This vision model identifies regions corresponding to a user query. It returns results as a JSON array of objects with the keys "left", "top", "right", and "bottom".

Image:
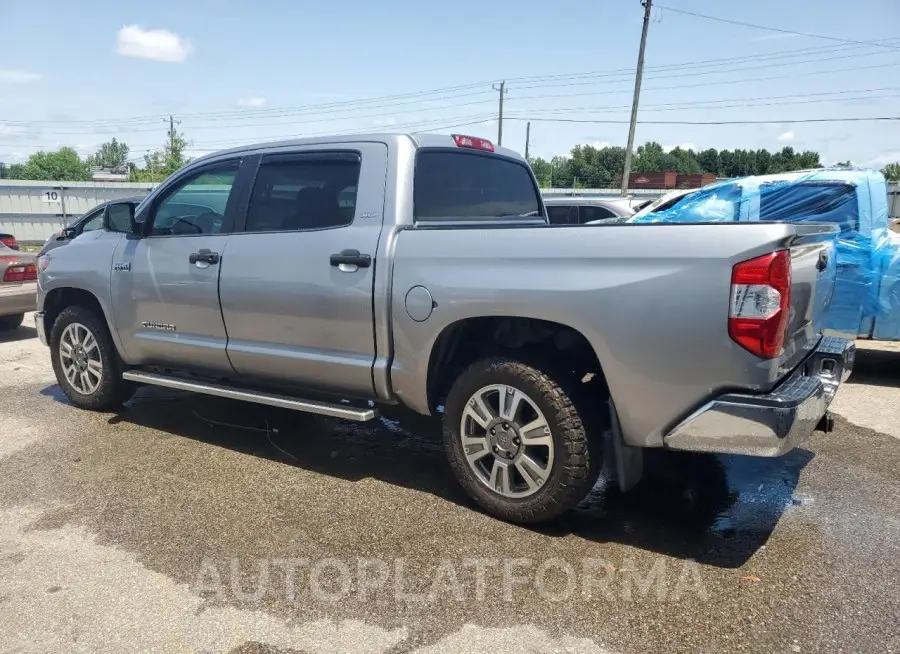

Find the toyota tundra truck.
[{"left": 34, "top": 133, "right": 854, "bottom": 524}]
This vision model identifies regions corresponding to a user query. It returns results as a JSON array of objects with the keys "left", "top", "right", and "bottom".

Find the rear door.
[
  {"left": 111, "top": 159, "right": 242, "bottom": 373},
  {"left": 219, "top": 143, "right": 387, "bottom": 397}
]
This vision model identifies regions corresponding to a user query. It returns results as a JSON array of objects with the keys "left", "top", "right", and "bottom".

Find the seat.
[{"left": 284, "top": 187, "right": 342, "bottom": 230}]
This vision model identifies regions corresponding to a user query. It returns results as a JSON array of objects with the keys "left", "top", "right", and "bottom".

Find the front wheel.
[
  {"left": 443, "top": 357, "right": 603, "bottom": 524},
  {"left": 50, "top": 305, "right": 134, "bottom": 410}
]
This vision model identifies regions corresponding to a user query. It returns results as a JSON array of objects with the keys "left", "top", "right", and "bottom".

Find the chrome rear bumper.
[{"left": 663, "top": 337, "right": 855, "bottom": 457}]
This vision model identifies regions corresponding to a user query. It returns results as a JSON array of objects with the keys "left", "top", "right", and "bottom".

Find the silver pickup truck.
[{"left": 34, "top": 133, "right": 854, "bottom": 524}]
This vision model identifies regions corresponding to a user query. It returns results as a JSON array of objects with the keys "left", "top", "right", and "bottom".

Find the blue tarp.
[{"left": 630, "top": 169, "right": 899, "bottom": 338}]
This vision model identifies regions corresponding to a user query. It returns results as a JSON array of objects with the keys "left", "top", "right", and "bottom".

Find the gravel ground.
[{"left": 1, "top": 315, "right": 899, "bottom": 653}]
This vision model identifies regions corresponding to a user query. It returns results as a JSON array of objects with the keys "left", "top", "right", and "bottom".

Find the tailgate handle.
[{"left": 816, "top": 251, "right": 829, "bottom": 272}]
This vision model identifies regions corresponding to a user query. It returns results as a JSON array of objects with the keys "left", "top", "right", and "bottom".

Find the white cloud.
[
  {"left": 373, "top": 117, "right": 397, "bottom": 127},
  {"left": 862, "top": 151, "right": 900, "bottom": 168},
  {"left": 0, "top": 69, "right": 41, "bottom": 83},
  {"left": 777, "top": 131, "right": 795, "bottom": 142},
  {"left": 237, "top": 97, "right": 266, "bottom": 108},
  {"left": 115, "top": 25, "right": 194, "bottom": 62},
  {"left": 587, "top": 140, "right": 611, "bottom": 149},
  {"left": 663, "top": 142, "right": 697, "bottom": 152}
]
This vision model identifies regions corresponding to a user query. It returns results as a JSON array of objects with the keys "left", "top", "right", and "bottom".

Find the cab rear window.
[{"left": 414, "top": 150, "right": 542, "bottom": 222}]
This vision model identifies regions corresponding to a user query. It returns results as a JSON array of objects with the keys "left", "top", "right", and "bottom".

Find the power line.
[
  {"left": 509, "top": 116, "right": 900, "bottom": 125},
  {"left": 4, "top": 38, "right": 897, "bottom": 129},
  {"left": 654, "top": 4, "right": 900, "bottom": 51}
]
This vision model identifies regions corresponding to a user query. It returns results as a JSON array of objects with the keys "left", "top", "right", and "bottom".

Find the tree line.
[
  {"left": 529, "top": 141, "right": 900, "bottom": 187},
  {"left": 0, "top": 123, "right": 191, "bottom": 183},
  {"left": 2, "top": 134, "right": 899, "bottom": 184}
]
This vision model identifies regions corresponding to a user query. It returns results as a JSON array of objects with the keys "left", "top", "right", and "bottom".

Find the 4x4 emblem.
[{"left": 114, "top": 262, "right": 131, "bottom": 272}]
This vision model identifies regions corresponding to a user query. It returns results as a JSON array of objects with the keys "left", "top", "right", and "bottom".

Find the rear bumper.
[
  {"left": 0, "top": 282, "right": 37, "bottom": 318},
  {"left": 663, "top": 336, "right": 855, "bottom": 457}
]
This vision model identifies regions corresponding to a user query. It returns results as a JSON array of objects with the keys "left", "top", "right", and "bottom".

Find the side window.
[
  {"left": 546, "top": 206, "right": 574, "bottom": 225},
  {"left": 79, "top": 210, "right": 104, "bottom": 233},
  {"left": 150, "top": 162, "right": 239, "bottom": 236},
  {"left": 245, "top": 155, "right": 361, "bottom": 232},
  {"left": 579, "top": 206, "right": 616, "bottom": 223}
]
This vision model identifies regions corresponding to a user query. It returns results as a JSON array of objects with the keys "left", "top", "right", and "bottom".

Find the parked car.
[
  {"left": 38, "top": 196, "right": 145, "bottom": 256},
  {"left": 632, "top": 169, "right": 899, "bottom": 341},
  {"left": 35, "top": 133, "right": 853, "bottom": 524},
  {"left": 0, "top": 241, "right": 37, "bottom": 330},
  {"left": 543, "top": 196, "right": 637, "bottom": 225},
  {"left": 0, "top": 233, "right": 20, "bottom": 250}
]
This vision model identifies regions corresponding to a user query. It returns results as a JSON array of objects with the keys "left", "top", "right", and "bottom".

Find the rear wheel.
[
  {"left": 443, "top": 357, "right": 603, "bottom": 524},
  {"left": 50, "top": 305, "right": 134, "bottom": 410},
  {"left": 0, "top": 313, "right": 24, "bottom": 331}
]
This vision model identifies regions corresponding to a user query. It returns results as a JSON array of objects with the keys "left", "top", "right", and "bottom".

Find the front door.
[
  {"left": 111, "top": 159, "right": 242, "bottom": 374},
  {"left": 218, "top": 144, "right": 387, "bottom": 397}
]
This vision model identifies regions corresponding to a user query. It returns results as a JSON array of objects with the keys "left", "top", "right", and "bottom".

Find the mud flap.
[{"left": 608, "top": 398, "right": 643, "bottom": 492}]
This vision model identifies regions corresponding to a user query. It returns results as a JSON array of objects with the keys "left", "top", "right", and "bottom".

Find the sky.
[{"left": 1, "top": 0, "right": 899, "bottom": 169}]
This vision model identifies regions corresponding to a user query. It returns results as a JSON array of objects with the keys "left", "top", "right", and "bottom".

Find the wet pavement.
[{"left": 1, "top": 321, "right": 899, "bottom": 653}]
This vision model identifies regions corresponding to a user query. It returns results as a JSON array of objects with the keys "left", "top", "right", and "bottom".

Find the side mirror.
[
  {"left": 108, "top": 203, "right": 137, "bottom": 234},
  {"left": 57, "top": 226, "right": 78, "bottom": 241}
]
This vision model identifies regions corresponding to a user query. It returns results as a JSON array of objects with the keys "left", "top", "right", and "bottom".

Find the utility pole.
[
  {"left": 620, "top": 0, "right": 653, "bottom": 196},
  {"left": 492, "top": 81, "right": 507, "bottom": 145},
  {"left": 524, "top": 121, "right": 531, "bottom": 160},
  {"left": 165, "top": 115, "right": 181, "bottom": 151}
]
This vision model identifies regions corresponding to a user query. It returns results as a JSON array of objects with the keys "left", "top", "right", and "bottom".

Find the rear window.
[
  {"left": 414, "top": 150, "right": 542, "bottom": 222},
  {"left": 759, "top": 182, "right": 858, "bottom": 233}
]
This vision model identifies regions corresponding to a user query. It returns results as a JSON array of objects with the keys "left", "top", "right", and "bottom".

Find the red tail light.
[
  {"left": 452, "top": 134, "right": 495, "bottom": 152},
  {"left": 0, "top": 235, "right": 18, "bottom": 250},
  {"left": 3, "top": 263, "right": 37, "bottom": 282},
  {"left": 729, "top": 250, "right": 791, "bottom": 359}
]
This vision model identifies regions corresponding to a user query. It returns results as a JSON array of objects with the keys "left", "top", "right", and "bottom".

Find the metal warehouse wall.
[{"left": 0, "top": 180, "right": 155, "bottom": 242}]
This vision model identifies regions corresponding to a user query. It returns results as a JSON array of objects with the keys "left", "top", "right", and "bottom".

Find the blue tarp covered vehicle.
[{"left": 630, "top": 169, "right": 899, "bottom": 340}]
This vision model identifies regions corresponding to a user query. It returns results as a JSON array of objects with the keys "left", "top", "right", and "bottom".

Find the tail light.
[
  {"left": 452, "top": 134, "right": 495, "bottom": 152},
  {"left": 3, "top": 263, "right": 37, "bottom": 282},
  {"left": 729, "top": 250, "right": 791, "bottom": 359},
  {"left": 0, "top": 235, "right": 18, "bottom": 250}
]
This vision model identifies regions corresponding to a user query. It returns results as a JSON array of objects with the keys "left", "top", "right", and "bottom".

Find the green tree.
[
  {"left": 19, "top": 147, "right": 91, "bottom": 181},
  {"left": 881, "top": 162, "right": 900, "bottom": 181},
  {"left": 86, "top": 138, "right": 130, "bottom": 170},
  {"left": 130, "top": 123, "right": 192, "bottom": 182},
  {"left": 528, "top": 157, "right": 552, "bottom": 187}
]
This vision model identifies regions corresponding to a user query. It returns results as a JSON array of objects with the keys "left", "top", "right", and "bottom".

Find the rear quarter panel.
[{"left": 390, "top": 222, "right": 830, "bottom": 448}]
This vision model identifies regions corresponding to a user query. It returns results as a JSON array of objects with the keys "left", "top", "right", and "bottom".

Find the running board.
[{"left": 121, "top": 370, "right": 376, "bottom": 421}]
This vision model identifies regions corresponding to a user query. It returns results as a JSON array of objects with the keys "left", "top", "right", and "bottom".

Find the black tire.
[
  {"left": 0, "top": 313, "right": 24, "bottom": 330},
  {"left": 50, "top": 305, "right": 134, "bottom": 410},
  {"left": 443, "top": 357, "right": 604, "bottom": 524}
]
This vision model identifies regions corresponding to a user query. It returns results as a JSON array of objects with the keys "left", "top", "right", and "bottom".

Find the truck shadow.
[
  {"left": 42, "top": 384, "right": 810, "bottom": 569},
  {"left": 0, "top": 325, "right": 37, "bottom": 344},
  {"left": 846, "top": 346, "right": 900, "bottom": 388}
]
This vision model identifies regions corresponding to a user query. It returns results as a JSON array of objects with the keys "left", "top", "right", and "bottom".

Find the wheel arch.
[
  {"left": 42, "top": 287, "right": 127, "bottom": 361},
  {"left": 425, "top": 315, "right": 611, "bottom": 414}
]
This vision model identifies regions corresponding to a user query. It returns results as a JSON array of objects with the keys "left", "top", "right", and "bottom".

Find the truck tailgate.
[{"left": 778, "top": 226, "right": 839, "bottom": 377}]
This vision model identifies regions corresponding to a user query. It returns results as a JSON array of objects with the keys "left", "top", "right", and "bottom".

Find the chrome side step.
[{"left": 122, "top": 370, "right": 376, "bottom": 421}]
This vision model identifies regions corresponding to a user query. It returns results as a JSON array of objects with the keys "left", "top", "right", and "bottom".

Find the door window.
[
  {"left": 578, "top": 206, "right": 616, "bottom": 223},
  {"left": 546, "top": 205, "right": 575, "bottom": 225},
  {"left": 79, "top": 209, "right": 104, "bottom": 233},
  {"left": 149, "top": 163, "right": 239, "bottom": 236},
  {"left": 245, "top": 155, "right": 362, "bottom": 232}
]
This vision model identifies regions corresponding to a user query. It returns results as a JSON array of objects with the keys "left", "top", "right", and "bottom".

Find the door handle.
[
  {"left": 189, "top": 249, "right": 220, "bottom": 265},
  {"left": 330, "top": 249, "right": 371, "bottom": 268}
]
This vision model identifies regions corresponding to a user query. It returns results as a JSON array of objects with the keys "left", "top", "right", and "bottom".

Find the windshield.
[{"left": 414, "top": 150, "right": 542, "bottom": 222}]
